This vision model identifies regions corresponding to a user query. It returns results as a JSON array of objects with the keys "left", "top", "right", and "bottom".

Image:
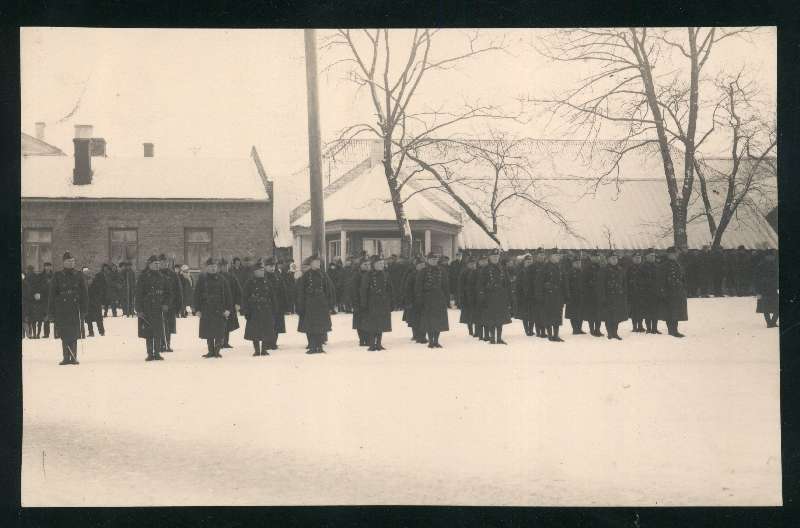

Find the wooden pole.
[{"left": 304, "top": 29, "right": 326, "bottom": 267}]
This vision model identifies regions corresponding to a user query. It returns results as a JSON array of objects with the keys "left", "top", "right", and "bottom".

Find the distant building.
[
  {"left": 21, "top": 124, "right": 274, "bottom": 271},
  {"left": 276, "top": 139, "right": 777, "bottom": 259}
]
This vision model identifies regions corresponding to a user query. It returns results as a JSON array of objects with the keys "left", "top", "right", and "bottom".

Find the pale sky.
[{"left": 20, "top": 27, "right": 776, "bottom": 175}]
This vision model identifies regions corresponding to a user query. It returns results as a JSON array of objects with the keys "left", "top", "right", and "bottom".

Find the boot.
[
  {"left": 60, "top": 341, "right": 71, "bottom": 365},
  {"left": 222, "top": 332, "right": 233, "bottom": 349},
  {"left": 214, "top": 339, "right": 223, "bottom": 358},
  {"left": 427, "top": 332, "right": 435, "bottom": 348},
  {"left": 652, "top": 321, "right": 662, "bottom": 334},
  {"left": 368, "top": 334, "right": 378, "bottom": 351},
  {"left": 377, "top": 333, "right": 386, "bottom": 350},
  {"left": 253, "top": 340, "right": 261, "bottom": 356},
  {"left": 550, "top": 324, "right": 564, "bottom": 342},
  {"left": 202, "top": 339, "right": 214, "bottom": 358},
  {"left": 146, "top": 339, "right": 155, "bottom": 361},
  {"left": 261, "top": 341, "right": 271, "bottom": 355},
  {"left": 419, "top": 329, "right": 428, "bottom": 344},
  {"left": 306, "top": 334, "right": 316, "bottom": 354}
]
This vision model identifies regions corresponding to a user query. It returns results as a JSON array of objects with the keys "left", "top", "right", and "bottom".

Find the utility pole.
[{"left": 304, "top": 29, "right": 326, "bottom": 266}]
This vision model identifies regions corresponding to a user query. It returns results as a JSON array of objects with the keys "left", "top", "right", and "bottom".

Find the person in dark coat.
[
  {"left": 338, "top": 257, "right": 356, "bottom": 313},
  {"left": 265, "top": 258, "right": 287, "bottom": 349},
  {"left": 242, "top": 260, "right": 279, "bottom": 356},
  {"left": 218, "top": 258, "right": 242, "bottom": 349},
  {"left": 458, "top": 257, "right": 478, "bottom": 337},
  {"left": 660, "top": 247, "right": 688, "bottom": 338},
  {"left": 135, "top": 255, "right": 170, "bottom": 361},
  {"left": 231, "top": 257, "right": 252, "bottom": 298},
  {"left": 627, "top": 253, "right": 647, "bottom": 332},
  {"left": 194, "top": 258, "right": 233, "bottom": 358},
  {"left": 281, "top": 261, "right": 297, "bottom": 314},
  {"left": 360, "top": 255, "right": 393, "bottom": 351},
  {"left": 473, "top": 254, "right": 489, "bottom": 340},
  {"left": 640, "top": 250, "right": 662, "bottom": 334},
  {"left": 531, "top": 251, "right": 548, "bottom": 338},
  {"left": 477, "top": 248, "right": 512, "bottom": 345},
  {"left": 515, "top": 254, "right": 534, "bottom": 336},
  {"left": 753, "top": 249, "right": 778, "bottom": 327},
  {"left": 179, "top": 265, "right": 194, "bottom": 316},
  {"left": 297, "top": 255, "right": 334, "bottom": 354},
  {"left": 82, "top": 267, "right": 105, "bottom": 337},
  {"left": 328, "top": 259, "right": 343, "bottom": 313},
  {"left": 538, "top": 250, "right": 567, "bottom": 342},
  {"left": 585, "top": 252, "right": 606, "bottom": 337},
  {"left": 565, "top": 256, "right": 588, "bottom": 335},
  {"left": 449, "top": 252, "right": 463, "bottom": 308},
  {"left": 33, "top": 263, "right": 55, "bottom": 338},
  {"left": 415, "top": 252, "right": 450, "bottom": 348},
  {"left": 158, "top": 254, "right": 183, "bottom": 352},
  {"left": 119, "top": 261, "right": 137, "bottom": 317},
  {"left": 47, "top": 252, "right": 89, "bottom": 365},
  {"left": 351, "top": 258, "right": 370, "bottom": 346},
  {"left": 401, "top": 258, "right": 424, "bottom": 343},
  {"left": 601, "top": 252, "right": 628, "bottom": 340}
]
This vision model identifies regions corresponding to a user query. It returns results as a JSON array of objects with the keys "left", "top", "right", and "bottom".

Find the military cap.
[
  {"left": 147, "top": 255, "right": 159, "bottom": 264},
  {"left": 62, "top": 251, "right": 74, "bottom": 261},
  {"left": 426, "top": 252, "right": 439, "bottom": 259},
  {"left": 205, "top": 257, "right": 216, "bottom": 266},
  {"left": 264, "top": 257, "right": 275, "bottom": 266}
]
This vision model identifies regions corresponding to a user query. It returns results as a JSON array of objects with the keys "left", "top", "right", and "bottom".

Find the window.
[
  {"left": 362, "top": 238, "right": 401, "bottom": 258},
  {"left": 328, "top": 240, "right": 341, "bottom": 261},
  {"left": 185, "top": 228, "right": 212, "bottom": 270},
  {"left": 413, "top": 238, "right": 425, "bottom": 256},
  {"left": 23, "top": 228, "right": 52, "bottom": 272},
  {"left": 109, "top": 229, "right": 138, "bottom": 267}
]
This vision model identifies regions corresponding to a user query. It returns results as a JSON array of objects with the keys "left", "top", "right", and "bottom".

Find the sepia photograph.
[{"left": 19, "top": 26, "right": 779, "bottom": 507}]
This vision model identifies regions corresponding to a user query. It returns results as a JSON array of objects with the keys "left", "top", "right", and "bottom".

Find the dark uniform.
[
  {"left": 477, "top": 250, "right": 511, "bottom": 344},
  {"left": 158, "top": 256, "right": 183, "bottom": 352},
  {"left": 220, "top": 262, "right": 242, "bottom": 349},
  {"left": 47, "top": 253, "right": 88, "bottom": 365},
  {"left": 601, "top": 257, "right": 628, "bottom": 340},
  {"left": 537, "top": 257, "right": 567, "bottom": 341},
  {"left": 565, "top": 260, "right": 589, "bottom": 335},
  {"left": 515, "top": 259, "right": 534, "bottom": 336},
  {"left": 659, "top": 249, "right": 688, "bottom": 337},
  {"left": 360, "top": 259, "right": 393, "bottom": 350},
  {"left": 389, "top": 258, "right": 411, "bottom": 310},
  {"left": 179, "top": 270, "right": 193, "bottom": 317},
  {"left": 354, "top": 261, "right": 371, "bottom": 345},
  {"left": 458, "top": 261, "right": 478, "bottom": 336},
  {"left": 585, "top": 256, "right": 606, "bottom": 336},
  {"left": 136, "top": 258, "right": 170, "bottom": 360},
  {"left": 194, "top": 263, "right": 233, "bottom": 357},
  {"left": 640, "top": 253, "right": 662, "bottom": 333},
  {"left": 296, "top": 259, "right": 334, "bottom": 354},
  {"left": 626, "top": 257, "right": 647, "bottom": 332},
  {"left": 449, "top": 256, "right": 463, "bottom": 308},
  {"left": 242, "top": 265, "right": 279, "bottom": 355},
  {"left": 530, "top": 257, "right": 547, "bottom": 338},
  {"left": 415, "top": 256, "right": 449, "bottom": 348},
  {"left": 84, "top": 271, "right": 106, "bottom": 337},
  {"left": 266, "top": 263, "right": 287, "bottom": 349},
  {"left": 120, "top": 262, "right": 137, "bottom": 317},
  {"left": 753, "top": 251, "right": 778, "bottom": 327},
  {"left": 29, "top": 269, "right": 51, "bottom": 338}
]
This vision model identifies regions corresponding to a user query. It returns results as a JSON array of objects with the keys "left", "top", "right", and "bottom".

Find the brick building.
[{"left": 21, "top": 125, "right": 274, "bottom": 272}]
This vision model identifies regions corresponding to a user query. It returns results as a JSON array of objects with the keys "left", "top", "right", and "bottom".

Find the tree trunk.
[
  {"left": 383, "top": 141, "right": 413, "bottom": 258},
  {"left": 694, "top": 163, "right": 718, "bottom": 241}
]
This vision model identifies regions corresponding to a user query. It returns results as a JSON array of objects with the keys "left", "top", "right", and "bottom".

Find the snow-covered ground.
[{"left": 21, "top": 297, "right": 781, "bottom": 506}]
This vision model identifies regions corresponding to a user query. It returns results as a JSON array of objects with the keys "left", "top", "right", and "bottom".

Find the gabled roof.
[
  {"left": 21, "top": 132, "right": 66, "bottom": 156},
  {"left": 21, "top": 147, "right": 272, "bottom": 201}
]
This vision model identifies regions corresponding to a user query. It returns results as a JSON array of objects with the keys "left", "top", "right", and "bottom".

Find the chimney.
[
  {"left": 73, "top": 125, "right": 93, "bottom": 185},
  {"left": 143, "top": 142, "right": 154, "bottom": 158},
  {"left": 35, "top": 122, "right": 45, "bottom": 141},
  {"left": 369, "top": 140, "right": 383, "bottom": 168}
]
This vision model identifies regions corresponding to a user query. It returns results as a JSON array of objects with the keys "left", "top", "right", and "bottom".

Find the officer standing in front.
[
  {"left": 136, "top": 255, "right": 170, "bottom": 361},
  {"left": 47, "top": 252, "right": 88, "bottom": 365},
  {"left": 194, "top": 258, "right": 233, "bottom": 358},
  {"left": 415, "top": 252, "right": 450, "bottom": 348},
  {"left": 660, "top": 247, "right": 688, "bottom": 338},
  {"left": 477, "top": 248, "right": 511, "bottom": 345}
]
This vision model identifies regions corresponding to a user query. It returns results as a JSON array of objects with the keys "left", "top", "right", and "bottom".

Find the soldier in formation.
[
  {"left": 458, "top": 257, "right": 478, "bottom": 337},
  {"left": 640, "top": 250, "right": 662, "bottom": 334},
  {"left": 265, "top": 258, "right": 287, "bottom": 350},
  {"left": 753, "top": 249, "right": 778, "bottom": 328},
  {"left": 296, "top": 255, "right": 334, "bottom": 354},
  {"left": 194, "top": 257, "right": 233, "bottom": 358},
  {"left": 601, "top": 252, "right": 628, "bottom": 340},
  {"left": 219, "top": 258, "right": 242, "bottom": 349},
  {"left": 46, "top": 252, "right": 88, "bottom": 365},
  {"left": 120, "top": 261, "right": 137, "bottom": 317},
  {"left": 359, "top": 255, "right": 393, "bottom": 351},
  {"left": 401, "top": 257, "right": 426, "bottom": 344},
  {"left": 538, "top": 250, "right": 567, "bottom": 342},
  {"left": 27, "top": 262, "right": 52, "bottom": 338},
  {"left": 477, "top": 248, "right": 511, "bottom": 345},
  {"left": 136, "top": 255, "right": 170, "bottom": 361},
  {"left": 82, "top": 266, "right": 106, "bottom": 337},
  {"left": 353, "top": 257, "right": 372, "bottom": 346},
  {"left": 242, "top": 259, "right": 279, "bottom": 356},
  {"left": 564, "top": 255, "right": 588, "bottom": 335},
  {"left": 415, "top": 253, "right": 450, "bottom": 348},
  {"left": 158, "top": 254, "right": 183, "bottom": 352}
]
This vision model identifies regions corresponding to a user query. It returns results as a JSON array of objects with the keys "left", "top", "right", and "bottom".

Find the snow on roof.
[
  {"left": 21, "top": 152, "right": 271, "bottom": 201},
  {"left": 21, "top": 132, "right": 66, "bottom": 156},
  {"left": 290, "top": 162, "right": 461, "bottom": 229}
]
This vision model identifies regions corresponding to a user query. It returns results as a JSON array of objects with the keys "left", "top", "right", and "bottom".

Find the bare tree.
[
  {"left": 401, "top": 133, "right": 575, "bottom": 249},
  {"left": 535, "top": 27, "right": 755, "bottom": 249},
  {"left": 692, "top": 73, "right": 777, "bottom": 248},
  {"left": 322, "top": 29, "right": 508, "bottom": 256}
]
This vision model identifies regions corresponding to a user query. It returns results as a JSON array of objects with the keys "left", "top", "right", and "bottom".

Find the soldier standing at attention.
[
  {"left": 516, "top": 254, "right": 534, "bottom": 336},
  {"left": 242, "top": 259, "right": 279, "bottom": 356},
  {"left": 136, "top": 255, "right": 170, "bottom": 361},
  {"left": 539, "top": 250, "right": 567, "bottom": 342},
  {"left": 753, "top": 249, "right": 778, "bottom": 328},
  {"left": 627, "top": 253, "right": 646, "bottom": 332},
  {"left": 415, "top": 252, "right": 450, "bottom": 348},
  {"left": 584, "top": 252, "right": 605, "bottom": 337},
  {"left": 458, "top": 257, "right": 478, "bottom": 337},
  {"left": 47, "top": 252, "right": 88, "bottom": 365},
  {"left": 158, "top": 254, "right": 183, "bottom": 352},
  {"left": 353, "top": 258, "right": 372, "bottom": 346},
  {"left": 218, "top": 258, "right": 242, "bottom": 349},
  {"left": 473, "top": 254, "right": 490, "bottom": 341},
  {"left": 602, "top": 252, "right": 628, "bottom": 340},
  {"left": 477, "top": 248, "right": 512, "bottom": 345},
  {"left": 296, "top": 255, "right": 334, "bottom": 354},
  {"left": 120, "top": 261, "right": 137, "bottom": 317},
  {"left": 640, "top": 250, "right": 662, "bottom": 334},
  {"left": 565, "top": 255, "right": 587, "bottom": 335},
  {"left": 449, "top": 251, "right": 463, "bottom": 308},
  {"left": 194, "top": 258, "right": 233, "bottom": 358},
  {"left": 264, "top": 258, "right": 287, "bottom": 350},
  {"left": 29, "top": 263, "right": 50, "bottom": 338},
  {"left": 82, "top": 266, "right": 106, "bottom": 337},
  {"left": 531, "top": 250, "right": 547, "bottom": 338},
  {"left": 360, "top": 255, "right": 393, "bottom": 351},
  {"left": 660, "top": 247, "right": 688, "bottom": 338}
]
